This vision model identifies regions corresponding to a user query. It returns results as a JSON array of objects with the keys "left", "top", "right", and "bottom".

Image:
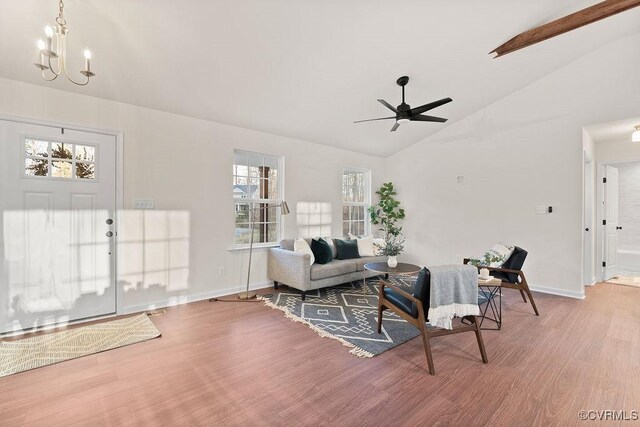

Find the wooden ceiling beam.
[{"left": 491, "top": 0, "right": 640, "bottom": 58}]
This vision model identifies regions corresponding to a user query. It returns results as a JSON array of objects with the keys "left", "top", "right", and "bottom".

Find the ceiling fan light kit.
[
  {"left": 354, "top": 76, "right": 452, "bottom": 132},
  {"left": 632, "top": 125, "right": 640, "bottom": 142},
  {"left": 34, "top": 0, "right": 95, "bottom": 86}
]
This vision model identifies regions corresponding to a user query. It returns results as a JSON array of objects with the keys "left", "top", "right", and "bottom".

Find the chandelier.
[{"left": 34, "top": 0, "right": 95, "bottom": 86}]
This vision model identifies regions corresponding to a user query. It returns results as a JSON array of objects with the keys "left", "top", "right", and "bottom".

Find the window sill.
[{"left": 228, "top": 243, "right": 280, "bottom": 252}]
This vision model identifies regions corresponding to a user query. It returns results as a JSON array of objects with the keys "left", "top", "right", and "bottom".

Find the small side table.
[{"left": 478, "top": 277, "right": 502, "bottom": 330}]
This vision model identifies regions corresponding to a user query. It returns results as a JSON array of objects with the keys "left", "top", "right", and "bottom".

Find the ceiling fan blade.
[
  {"left": 353, "top": 116, "right": 396, "bottom": 123},
  {"left": 390, "top": 122, "right": 400, "bottom": 132},
  {"left": 410, "top": 114, "right": 448, "bottom": 123},
  {"left": 378, "top": 99, "right": 399, "bottom": 114},
  {"left": 409, "top": 98, "right": 452, "bottom": 116}
]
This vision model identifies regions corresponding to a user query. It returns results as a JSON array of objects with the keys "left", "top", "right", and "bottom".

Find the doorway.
[
  {"left": 0, "top": 119, "right": 118, "bottom": 334},
  {"left": 594, "top": 161, "right": 640, "bottom": 285},
  {"left": 602, "top": 162, "right": 640, "bottom": 287}
]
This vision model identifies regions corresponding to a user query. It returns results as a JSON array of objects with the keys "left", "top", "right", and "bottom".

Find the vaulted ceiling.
[{"left": 1, "top": 1, "right": 639, "bottom": 157}]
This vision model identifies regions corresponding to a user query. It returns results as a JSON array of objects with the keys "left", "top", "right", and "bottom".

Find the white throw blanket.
[{"left": 427, "top": 265, "right": 480, "bottom": 330}]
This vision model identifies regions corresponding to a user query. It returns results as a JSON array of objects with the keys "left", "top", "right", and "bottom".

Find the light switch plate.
[{"left": 134, "top": 199, "right": 154, "bottom": 209}]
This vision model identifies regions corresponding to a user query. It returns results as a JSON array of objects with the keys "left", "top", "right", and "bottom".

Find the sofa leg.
[
  {"left": 301, "top": 291, "right": 306, "bottom": 301},
  {"left": 273, "top": 281, "right": 279, "bottom": 290}
]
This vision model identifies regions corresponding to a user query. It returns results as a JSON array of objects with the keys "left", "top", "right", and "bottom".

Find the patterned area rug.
[
  {"left": 261, "top": 278, "right": 424, "bottom": 358},
  {"left": 0, "top": 314, "right": 161, "bottom": 377}
]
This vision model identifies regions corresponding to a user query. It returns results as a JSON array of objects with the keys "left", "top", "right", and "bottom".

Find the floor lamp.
[{"left": 238, "top": 201, "right": 290, "bottom": 300}]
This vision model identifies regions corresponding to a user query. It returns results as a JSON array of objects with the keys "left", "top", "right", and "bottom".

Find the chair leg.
[
  {"left": 519, "top": 289, "right": 527, "bottom": 302},
  {"left": 520, "top": 277, "right": 539, "bottom": 316},
  {"left": 301, "top": 291, "right": 306, "bottom": 301},
  {"left": 377, "top": 305, "right": 385, "bottom": 333},
  {"left": 418, "top": 321, "right": 436, "bottom": 375},
  {"left": 273, "top": 281, "right": 279, "bottom": 290},
  {"left": 470, "top": 316, "right": 489, "bottom": 364}
]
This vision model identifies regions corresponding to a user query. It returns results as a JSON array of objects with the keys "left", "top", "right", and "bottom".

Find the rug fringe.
[{"left": 258, "top": 296, "right": 374, "bottom": 358}]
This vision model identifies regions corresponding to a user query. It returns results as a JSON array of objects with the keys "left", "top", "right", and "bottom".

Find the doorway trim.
[{"left": 0, "top": 112, "right": 125, "bottom": 317}]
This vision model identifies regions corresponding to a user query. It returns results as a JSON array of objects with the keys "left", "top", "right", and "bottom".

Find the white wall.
[
  {"left": 386, "top": 34, "right": 640, "bottom": 299},
  {"left": 0, "top": 77, "right": 384, "bottom": 313}
]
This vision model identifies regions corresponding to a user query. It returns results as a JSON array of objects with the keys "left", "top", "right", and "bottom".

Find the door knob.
[
  {"left": 585, "top": 228, "right": 589, "bottom": 232},
  {"left": 616, "top": 226, "right": 623, "bottom": 230},
  {"left": 106, "top": 231, "right": 114, "bottom": 237},
  {"left": 106, "top": 218, "right": 113, "bottom": 225}
]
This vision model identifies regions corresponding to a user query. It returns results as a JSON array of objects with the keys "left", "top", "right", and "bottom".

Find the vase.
[{"left": 387, "top": 256, "right": 398, "bottom": 268}]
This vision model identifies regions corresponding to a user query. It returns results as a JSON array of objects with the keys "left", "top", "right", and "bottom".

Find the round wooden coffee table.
[
  {"left": 364, "top": 262, "right": 422, "bottom": 276},
  {"left": 363, "top": 262, "right": 422, "bottom": 293}
]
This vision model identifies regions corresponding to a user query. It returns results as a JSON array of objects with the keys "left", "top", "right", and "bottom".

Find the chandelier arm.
[
  {"left": 46, "top": 54, "right": 62, "bottom": 77},
  {"left": 41, "top": 68, "right": 59, "bottom": 82},
  {"left": 62, "top": 66, "right": 90, "bottom": 86}
]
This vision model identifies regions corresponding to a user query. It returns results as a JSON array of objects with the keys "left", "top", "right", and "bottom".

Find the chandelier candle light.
[
  {"left": 34, "top": 0, "right": 95, "bottom": 86},
  {"left": 632, "top": 125, "right": 640, "bottom": 143}
]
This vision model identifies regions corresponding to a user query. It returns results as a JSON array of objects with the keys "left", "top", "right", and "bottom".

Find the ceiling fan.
[{"left": 354, "top": 76, "right": 452, "bottom": 132}]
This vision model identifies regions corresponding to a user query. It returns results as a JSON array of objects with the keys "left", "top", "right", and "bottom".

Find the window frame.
[
  {"left": 232, "top": 149, "right": 284, "bottom": 249},
  {"left": 342, "top": 167, "right": 371, "bottom": 238}
]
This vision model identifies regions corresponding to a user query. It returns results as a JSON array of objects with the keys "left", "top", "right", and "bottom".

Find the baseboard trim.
[
  {"left": 120, "top": 281, "right": 274, "bottom": 315},
  {"left": 529, "top": 284, "right": 585, "bottom": 300}
]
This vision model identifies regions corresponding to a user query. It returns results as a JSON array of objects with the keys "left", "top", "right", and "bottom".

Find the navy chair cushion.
[{"left": 383, "top": 267, "right": 430, "bottom": 318}]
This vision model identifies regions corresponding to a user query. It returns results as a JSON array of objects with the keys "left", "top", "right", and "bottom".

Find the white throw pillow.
[
  {"left": 372, "top": 238, "right": 386, "bottom": 255},
  {"left": 294, "top": 238, "right": 315, "bottom": 265},
  {"left": 469, "top": 242, "right": 514, "bottom": 268},
  {"left": 355, "top": 235, "right": 375, "bottom": 257}
]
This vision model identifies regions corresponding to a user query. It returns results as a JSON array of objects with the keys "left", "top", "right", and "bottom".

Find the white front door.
[
  {"left": 603, "top": 165, "right": 619, "bottom": 280},
  {"left": 0, "top": 119, "right": 117, "bottom": 334}
]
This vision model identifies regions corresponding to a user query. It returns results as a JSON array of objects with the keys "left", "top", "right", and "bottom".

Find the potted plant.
[
  {"left": 369, "top": 182, "right": 406, "bottom": 267},
  {"left": 376, "top": 234, "right": 405, "bottom": 268}
]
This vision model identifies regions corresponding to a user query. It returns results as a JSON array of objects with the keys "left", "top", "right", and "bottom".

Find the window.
[
  {"left": 233, "top": 150, "right": 283, "bottom": 247},
  {"left": 342, "top": 168, "right": 370, "bottom": 237},
  {"left": 24, "top": 138, "right": 96, "bottom": 180}
]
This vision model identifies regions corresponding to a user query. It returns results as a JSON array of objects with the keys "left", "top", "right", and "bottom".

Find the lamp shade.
[
  {"left": 280, "top": 201, "right": 290, "bottom": 215},
  {"left": 633, "top": 126, "right": 640, "bottom": 142}
]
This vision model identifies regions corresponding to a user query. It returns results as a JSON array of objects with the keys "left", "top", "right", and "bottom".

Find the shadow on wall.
[
  {"left": 0, "top": 209, "right": 190, "bottom": 334},
  {"left": 296, "top": 202, "right": 332, "bottom": 238}
]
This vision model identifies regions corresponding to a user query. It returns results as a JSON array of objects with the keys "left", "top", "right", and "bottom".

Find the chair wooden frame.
[
  {"left": 377, "top": 281, "right": 488, "bottom": 375},
  {"left": 463, "top": 260, "right": 539, "bottom": 316}
]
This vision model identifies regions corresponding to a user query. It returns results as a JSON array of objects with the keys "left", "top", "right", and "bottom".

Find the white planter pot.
[{"left": 387, "top": 256, "right": 398, "bottom": 268}]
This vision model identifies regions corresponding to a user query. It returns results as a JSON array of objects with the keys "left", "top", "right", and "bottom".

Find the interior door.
[
  {"left": 0, "top": 119, "right": 117, "bottom": 334},
  {"left": 603, "top": 165, "right": 619, "bottom": 280}
]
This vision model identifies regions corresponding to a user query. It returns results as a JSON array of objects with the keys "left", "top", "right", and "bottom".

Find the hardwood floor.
[{"left": 1, "top": 282, "right": 639, "bottom": 426}]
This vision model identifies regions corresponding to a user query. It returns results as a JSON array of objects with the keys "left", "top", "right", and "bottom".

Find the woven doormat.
[{"left": 0, "top": 314, "right": 161, "bottom": 377}]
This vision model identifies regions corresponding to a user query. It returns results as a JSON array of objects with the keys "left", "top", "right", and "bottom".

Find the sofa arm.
[{"left": 268, "top": 248, "right": 311, "bottom": 291}]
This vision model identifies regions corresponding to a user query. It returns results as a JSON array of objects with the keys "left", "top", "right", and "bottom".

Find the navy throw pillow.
[
  {"left": 311, "top": 238, "right": 333, "bottom": 264},
  {"left": 334, "top": 238, "right": 360, "bottom": 260}
]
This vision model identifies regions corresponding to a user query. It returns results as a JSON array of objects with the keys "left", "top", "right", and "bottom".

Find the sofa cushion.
[
  {"left": 354, "top": 256, "right": 388, "bottom": 271},
  {"left": 334, "top": 238, "right": 360, "bottom": 260},
  {"left": 310, "top": 259, "right": 357, "bottom": 280},
  {"left": 311, "top": 238, "right": 333, "bottom": 264}
]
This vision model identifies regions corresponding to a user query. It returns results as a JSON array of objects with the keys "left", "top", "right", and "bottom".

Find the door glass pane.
[
  {"left": 75, "top": 145, "right": 95, "bottom": 162},
  {"left": 52, "top": 160, "right": 73, "bottom": 178},
  {"left": 25, "top": 139, "right": 48, "bottom": 157},
  {"left": 25, "top": 158, "right": 48, "bottom": 176},
  {"left": 51, "top": 142, "right": 73, "bottom": 159},
  {"left": 76, "top": 162, "right": 95, "bottom": 179}
]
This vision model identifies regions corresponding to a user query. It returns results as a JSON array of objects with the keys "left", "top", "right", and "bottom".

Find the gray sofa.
[{"left": 268, "top": 238, "right": 387, "bottom": 299}]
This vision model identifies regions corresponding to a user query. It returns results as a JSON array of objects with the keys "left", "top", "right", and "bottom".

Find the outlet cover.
[{"left": 134, "top": 199, "right": 154, "bottom": 209}]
